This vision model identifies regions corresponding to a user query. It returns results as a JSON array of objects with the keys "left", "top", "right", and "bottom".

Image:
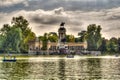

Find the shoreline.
[{"left": 0, "top": 54, "right": 120, "bottom": 60}]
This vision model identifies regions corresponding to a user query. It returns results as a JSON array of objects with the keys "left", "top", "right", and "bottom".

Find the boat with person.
[
  {"left": 66, "top": 54, "right": 74, "bottom": 58},
  {"left": 3, "top": 56, "right": 17, "bottom": 62}
]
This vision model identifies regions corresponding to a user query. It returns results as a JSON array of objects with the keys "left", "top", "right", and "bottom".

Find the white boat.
[{"left": 67, "top": 55, "right": 74, "bottom": 58}]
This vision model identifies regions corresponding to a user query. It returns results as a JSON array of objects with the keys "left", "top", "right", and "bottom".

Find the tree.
[
  {"left": 48, "top": 32, "right": 58, "bottom": 42},
  {"left": 66, "top": 35, "right": 75, "bottom": 42},
  {"left": 0, "top": 16, "right": 36, "bottom": 53},
  {"left": 75, "top": 38, "right": 79, "bottom": 42},
  {"left": 86, "top": 24, "right": 102, "bottom": 51},
  {"left": 11, "top": 16, "right": 29, "bottom": 33},
  {"left": 99, "top": 38, "right": 107, "bottom": 52},
  {"left": 107, "top": 37, "right": 118, "bottom": 52},
  {"left": 0, "top": 35, "right": 5, "bottom": 49},
  {"left": 0, "top": 24, "right": 11, "bottom": 35},
  {"left": 41, "top": 33, "right": 48, "bottom": 50},
  {"left": 78, "top": 30, "right": 87, "bottom": 42},
  {"left": 118, "top": 38, "right": 120, "bottom": 52},
  {"left": 11, "top": 16, "right": 36, "bottom": 52},
  {"left": 3, "top": 27, "right": 22, "bottom": 53},
  {"left": 94, "top": 25, "right": 102, "bottom": 49}
]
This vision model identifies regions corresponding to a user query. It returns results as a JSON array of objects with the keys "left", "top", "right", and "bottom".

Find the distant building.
[{"left": 28, "top": 23, "right": 87, "bottom": 54}]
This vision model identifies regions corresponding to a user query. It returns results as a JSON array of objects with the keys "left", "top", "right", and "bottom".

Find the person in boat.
[{"left": 14, "top": 56, "right": 16, "bottom": 60}]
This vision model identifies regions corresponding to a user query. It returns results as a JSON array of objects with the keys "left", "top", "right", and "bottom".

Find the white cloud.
[
  {"left": 0, "top": 0, "right": 27, "bottom": 7},
  {"left": 23, "top": 1, "right": 29, "bottom": 7},
  {"left": 0, "top": 7, "right": 120, "bottom": 39}
]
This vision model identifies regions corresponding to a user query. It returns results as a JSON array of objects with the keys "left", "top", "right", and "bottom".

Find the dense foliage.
[
  {"left": 0, "top": 16, "right": 119, "bottom": 53},
  {"left": 78, "top": 24, "right": 120, "bottom": 53},
  {"left": 0, "top": 16, "right": 36, "bottom": 53}
]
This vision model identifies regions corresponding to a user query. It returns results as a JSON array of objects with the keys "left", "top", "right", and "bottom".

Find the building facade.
[{"left": 28, "top": 23, "right": 87, "bottom": 54}]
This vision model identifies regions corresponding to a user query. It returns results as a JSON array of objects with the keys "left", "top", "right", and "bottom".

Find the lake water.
[{"left": 0, "top": 56, "right": 120, "bottom": 80}]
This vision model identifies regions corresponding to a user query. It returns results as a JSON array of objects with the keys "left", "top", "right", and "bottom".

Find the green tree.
[
  {"left": 11, "top": 16, "right": 36, "bottom": 52},
  {"left": 118, "top": 38, "right": 120, "bottom": 52},
  {"left": 0, "top": 16, "right": 36, "bottom": 53},
  {"left": 21, "top": 28, "right": 36, "bottom": 52},
  {"left": 86, "top": 24, "right": 102, "bottom": 51},
  {"left": 39, "top": 36, "right": 44, "bottom": 41},
  {"left": 0, "top": 35, "right": 5, "bottom": 49},
  {"left": 107, "top": 37, "right": 118, "bottom": 52},
  {"left": 78, "top": 30, "right": 87, "bottom": 42},
  {"left": 11, "top": 16, "right": 29, "bottom": 33},
  {"left": 94, "top": 25, "right": 102, "bottom": 49},
  {"left": 75, "top": 38, "right": 79, "bottom": 42},
  {"left": 0, "top": 24, "right": 11, "bottom": 35},
  {"left": 41, "top": 33, "right": 48, "bottom": 50},
  {"left": 66, "top": 35, "right": 75, "bottom": 42},
  {"left": 48, "top": 32, "right": 58, "bottom": 42},
  {"left": 99, "top": 38, "right": 107, "bottom": 52},
  {"left": 3, "top": 27, "right": 22, "bottom": 53}
]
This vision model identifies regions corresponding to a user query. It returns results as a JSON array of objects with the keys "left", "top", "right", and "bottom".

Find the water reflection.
[
  {"left": 0, "top": 60, "right": 30, "bottom": 80},
  {"left": 58, "top": 59, "right": 65, "bottom": 80},
  {"left": 0, "top": 57, "right": 120, "bottom": 79},
  {"left": 101, "top": 58, "right": 120, "bottom": 79},
  {"left": 87, "top": 58, "right": 102, "bottom": 79}
]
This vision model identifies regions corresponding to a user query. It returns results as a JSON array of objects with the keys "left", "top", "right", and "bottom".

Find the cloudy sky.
[{"left": 0, "top": 0, "right": 120, "bottom": 39}]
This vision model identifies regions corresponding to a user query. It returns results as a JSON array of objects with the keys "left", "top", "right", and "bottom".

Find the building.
[{"left": 28, "top": 22, "right": 87, "bottom": 54}]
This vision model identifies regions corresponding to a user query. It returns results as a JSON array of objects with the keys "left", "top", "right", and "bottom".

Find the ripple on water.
[{"left": 0, "top": 56, "right": 120, "bottom": 79}]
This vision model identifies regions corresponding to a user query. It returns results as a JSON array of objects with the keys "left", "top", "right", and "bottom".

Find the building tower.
[
  {"left": 58, "top": 22, "right": 66, "bottom": 53},
  {"left": 58, "top": 22, "right": 67, "bottom": 54},
  {"left": 58, "top": 22, "right": 66, "bottom": 43}
]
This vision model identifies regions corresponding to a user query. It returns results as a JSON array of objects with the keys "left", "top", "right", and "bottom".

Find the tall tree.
[
  {"left": 3, "top": 27, "right": 22, "bottom": 53},
  {"left": 86, "top": 24, "right": 102, "bottom": 51},
  {"left": 11, "top": 16, "right": 36, "bottom": 52},
  {"left": 11, "top": 16, "right": 29, "bottom": 33},
  {"left": 94, "top": 25, "right": 102, "bottom": 49},
  {"left": 0, "top": 16, "right": 36, "bottom": 53}
]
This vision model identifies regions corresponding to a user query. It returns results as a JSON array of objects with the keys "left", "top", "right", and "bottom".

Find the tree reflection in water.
[
  {"left": 0, "top": 60, "right": 30, "bottom": 80},
  {"left": 0, "top": 57, "right": 120, "bottom": 79},
  {"left": 87, "top": 58, "right": 102, "bottom": 79}
]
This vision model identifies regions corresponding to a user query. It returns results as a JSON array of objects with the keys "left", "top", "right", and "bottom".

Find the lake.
[{"left": 0, "top": 56, "right": 120, "bottom": 80}]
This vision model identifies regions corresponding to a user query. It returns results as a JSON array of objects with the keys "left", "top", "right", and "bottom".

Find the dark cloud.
[
  {"left": 31, "top": 15, "right": 67, "bottom": 25},
  {"left": 26, "top": 0, "right": 120, "bottom": 11},
  {"left": 1, "top": 6, "right": 120, "bottom": 39},
  {"left": 29, "top": 8, "right": 68, "bottom": 25},
  {"left": 1, "top": 0, "right": 120, "bottom": 13}
]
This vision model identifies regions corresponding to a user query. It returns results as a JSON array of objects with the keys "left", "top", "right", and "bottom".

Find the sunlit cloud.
[
  {"left": 0, "top": 0, "right": 120, "bottom": 39},
  {"left": 0, "top": 7, "right": 120, "bottom": 39}
]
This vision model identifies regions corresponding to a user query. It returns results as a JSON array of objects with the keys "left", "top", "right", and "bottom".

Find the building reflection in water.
[
  {"left": 0, "top": 57, "right": 120, "bottom": 79},
  {"left": 58, "top": 59, "right": 65, "bottom": 80}
]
